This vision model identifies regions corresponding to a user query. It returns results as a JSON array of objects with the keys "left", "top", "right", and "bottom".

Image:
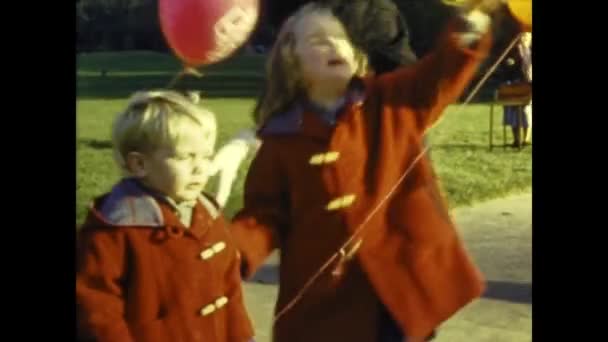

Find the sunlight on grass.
[{"left": 76, "top": 52, "right": 531, "bottom": 224}]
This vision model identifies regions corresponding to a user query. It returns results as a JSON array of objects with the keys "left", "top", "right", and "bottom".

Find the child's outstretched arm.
[
  {"left": 377, "top": 7, "right": 494, "bottom": 133},
  {"left": 230, "top": 138, "right": 288, "bottom": 279},
  {"left": 76, "top": 229, "right": 134, "bottom": 342}
]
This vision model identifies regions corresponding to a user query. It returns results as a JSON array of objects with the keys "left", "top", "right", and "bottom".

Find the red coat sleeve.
[
  {"left": 76, "top": 228, "right": 134, "bottom": 342},
  {"left": 231, "top": 139, "right": 289, "bottom": 279},
  {"left": 377, "top": 18, "right": 492, "bottom": 132}
]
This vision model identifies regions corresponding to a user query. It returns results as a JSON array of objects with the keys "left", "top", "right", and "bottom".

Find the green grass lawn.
[{"left": 76, "top": 51, "right": 531, "bottom": 224}]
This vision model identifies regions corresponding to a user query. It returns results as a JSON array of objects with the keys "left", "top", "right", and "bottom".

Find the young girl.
[
  {"left": 76, "top": 91, "right": 254, "bottom": 342},
  {"left": 265, "top": 0, "right": 418, "bottom": 72},
  {"left": 231, "top": 2, "right": 497, "bottom": 342},
  {"left": 247, "top": 0, "right": 417, "bottom": 138}
]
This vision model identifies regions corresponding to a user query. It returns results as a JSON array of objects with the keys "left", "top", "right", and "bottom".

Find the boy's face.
[
  {"left": 139, "top": 123, "right": 214, "bottom": 203},
  {"left": 293, "top": 12, "right": 357, "bottom": 91}
]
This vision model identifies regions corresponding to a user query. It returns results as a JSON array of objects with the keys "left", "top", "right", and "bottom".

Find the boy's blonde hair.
[
  {"left": 112, "top": 90, "right": 217, "bottom": 171},
  {"left": 253, "top": 3, "right": 368, "bottom": 126}
]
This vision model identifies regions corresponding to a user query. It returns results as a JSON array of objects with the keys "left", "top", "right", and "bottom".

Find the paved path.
[{"left": 242, "top": 192, "right": 532, "bottom": 342}]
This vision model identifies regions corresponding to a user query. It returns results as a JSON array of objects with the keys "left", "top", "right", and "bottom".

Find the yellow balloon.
[{"left": 507, "top": 0, "right": 532, "bottom": 31}]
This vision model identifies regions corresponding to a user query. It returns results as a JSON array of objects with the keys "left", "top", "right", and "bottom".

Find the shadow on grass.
[
  {"left": 77, "top": 51, "right": 266, "bottom": 74},
  {"left": 77, "top": 76, "right": 498, "bottom": 102},
  {"left": 482, "top": 280, "right": 532, "bottom": 304},
  {"left": 77, "top": 74, "right": 265, "bottom": 99},
  {"left": 79, "top": 138, "right": 113, "bottom": 150}
]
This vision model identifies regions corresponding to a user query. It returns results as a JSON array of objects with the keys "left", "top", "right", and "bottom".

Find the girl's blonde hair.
[
  {"left": 253, "top": 3, "right": 368, "bottom": 127},
  {"left": 112, "top": 90, "right": 217, "bottom": 172}
]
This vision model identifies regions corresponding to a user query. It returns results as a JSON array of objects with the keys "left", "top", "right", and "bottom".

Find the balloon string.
[
  {"left": 271, "top": 33, "right": 524, "bottom": 326},
  {"left": 272, "top": 142, "right": 430, "bottom": 324},
  {"left": 166, "top": 66, "right": 204, "bottom": 89},
  {"left": 460, "top": 32, "right": 522, "bottom": 108}
]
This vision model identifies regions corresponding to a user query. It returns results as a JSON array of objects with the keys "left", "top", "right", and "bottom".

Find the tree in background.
[
  {"left": 77, "top": 0, "right": 167, "bottom": 52},
  {"left": 76, "top": 0, "right": 527, "bottom": 97}
]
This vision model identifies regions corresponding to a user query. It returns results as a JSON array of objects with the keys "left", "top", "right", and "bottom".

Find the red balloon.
[{"left": 159, "top": 0, "right": 260, "bottom": 67}]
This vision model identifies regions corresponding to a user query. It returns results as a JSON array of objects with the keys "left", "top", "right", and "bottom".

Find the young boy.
[{"left": 76, "top": 90, "right": 254, "bottom": 342}]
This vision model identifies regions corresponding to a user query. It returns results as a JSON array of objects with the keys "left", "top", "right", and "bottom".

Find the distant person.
[
  {"left": 502, "top": 32, "right": 532, "bottom": 148},
  {"left": 251, "top": 0, "right": 420, "bottom": 125},
  {"left": 521, "top": 32, "right": 532, "bottom": 140}
]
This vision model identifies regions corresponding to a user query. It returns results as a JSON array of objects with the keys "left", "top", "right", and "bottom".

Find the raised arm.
[{"left": 377, "top": 9, "right": 493, "bottom": 132}]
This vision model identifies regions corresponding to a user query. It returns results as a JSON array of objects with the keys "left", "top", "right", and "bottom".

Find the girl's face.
[{"left": 293, "top": 12, "right": 357, "bottom": 92}]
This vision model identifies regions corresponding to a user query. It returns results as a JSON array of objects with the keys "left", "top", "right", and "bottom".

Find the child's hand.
[{"left": 457, "top": 8, "right": 492, "bottom": 46}]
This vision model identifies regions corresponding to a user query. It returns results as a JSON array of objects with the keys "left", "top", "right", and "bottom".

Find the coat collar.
[
  {"left": 87, "top": 178, "right": 219, "bottom": 229},
  {"left": 258, "top": 77, "right": 369, "bottom": 140}
]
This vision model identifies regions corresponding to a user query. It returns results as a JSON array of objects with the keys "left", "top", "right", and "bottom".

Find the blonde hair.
[
  {"left": 112, "top": 90, "right": 217, "bottom": 171},
  {"left": 253, "top": 3, "right": 368, "bottom": 126}
]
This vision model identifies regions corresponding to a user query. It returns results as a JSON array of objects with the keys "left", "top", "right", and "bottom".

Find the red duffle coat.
[
  {"left": 76, "top": 179, "right": 254, "bottom": 342},
  {"left": 231, "top": 20, "right": 492, "bottom": 342}
]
